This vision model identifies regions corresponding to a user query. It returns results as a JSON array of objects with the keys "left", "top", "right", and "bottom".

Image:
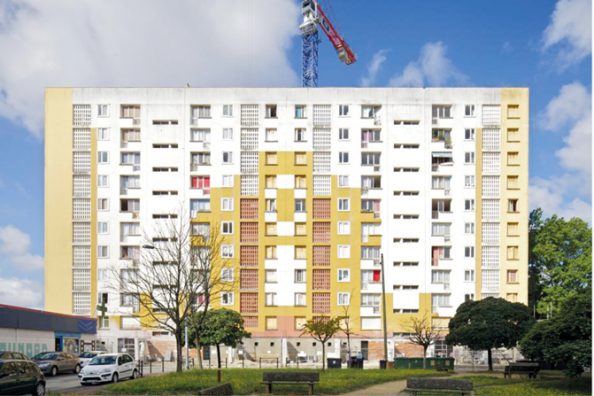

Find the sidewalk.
[{"left": 340, "top": 379, "right": 408, "bottom": 396}]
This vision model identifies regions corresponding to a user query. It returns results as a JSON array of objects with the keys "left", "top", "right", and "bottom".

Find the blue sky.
[{"left": 0, "top": 0, "right": 590, "bottom": 308}]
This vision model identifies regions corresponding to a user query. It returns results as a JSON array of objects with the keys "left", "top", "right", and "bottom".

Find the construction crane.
[{"left": 300, "top": 0, "right": 356, "bottom": 87}]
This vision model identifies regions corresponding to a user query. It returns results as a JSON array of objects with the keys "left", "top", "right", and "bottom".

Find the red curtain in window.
[
  {"left": 373, "top": 270, "right": 381, "bottom": 282},
  {"left": 432, "top": 247, "right": 440, "bottom": 266}
]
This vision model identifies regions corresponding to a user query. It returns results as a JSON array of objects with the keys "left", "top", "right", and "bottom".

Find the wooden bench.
[
  {"left": 404, "top": 377, "right": 474, "bottom": 396},
  {"left": 262, "top": 372, "right": 320, "bottom": 395},
  {"left": 504, "top": 362, "right": 540, "bottom": 379}
]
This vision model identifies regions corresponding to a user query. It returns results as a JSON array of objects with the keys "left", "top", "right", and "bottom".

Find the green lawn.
[
  {"left": 103, "top": 368, "right": 448, "bottom": 395},
  {"left": 463, "top": 372, "right": 592, "bottom": 396}
]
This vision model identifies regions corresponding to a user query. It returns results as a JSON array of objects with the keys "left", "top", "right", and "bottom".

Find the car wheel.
[
  {"left": 73, "top": 364, "right": 81, "bottom": 374},
  {"left": 33, "top": 382, "right": 46, "bottom": 396},
  {"left": 50, "top": 366, "right": 58, "bottom": 376},
  {"left": 112, "top": 372, "right": 119, "bottom": 383},
  {"left": 132, "top": 369, "right": 139, "bottom": 379}
]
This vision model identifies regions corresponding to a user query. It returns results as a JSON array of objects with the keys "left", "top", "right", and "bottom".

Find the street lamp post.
[{"left": 380, "top": 253, "right": 388, "bottom": 369}]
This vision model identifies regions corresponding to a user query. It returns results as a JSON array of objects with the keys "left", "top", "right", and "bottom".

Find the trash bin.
[
  {"left": 350, "top": 356, "right": 362, "bottom": 369},
  {"left": 327, "top": 358, "right": 341, "bottom": 369},
  {"left": 379, "top": 360, "right": 386, "bottom": 369}
]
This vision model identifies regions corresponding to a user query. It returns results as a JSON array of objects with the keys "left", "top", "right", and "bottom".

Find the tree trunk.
[
  {"left": 346, "top": 334, "right": 351, "bottom": 367},
  {"left": 175, "top": 331, "right": 183, "bottom": 373},
  {"left": 196, "top": 339, "right": 203, "bottom": 369},
  {"left": 321, "top": 343, "right": 326, "bottom": 371},
  {"left": 423, "top": 346, "right": 428, "bottom": 369},
  {"left": 487, "top": 348, "right": 493, "bottom": 371},
  {"left": 216, "top": 343, "right": 222, "bottom": 369}
]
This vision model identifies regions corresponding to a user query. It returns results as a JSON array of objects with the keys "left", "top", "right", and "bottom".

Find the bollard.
[
  {"left": 149, "top": 359, "right": 152, "bottom": 374},
  {"left": 225, "top": 357, "right": 228, "bottom": 368},
  {"left": 161, "top": 357, "right": 165, "bottom": 373}
]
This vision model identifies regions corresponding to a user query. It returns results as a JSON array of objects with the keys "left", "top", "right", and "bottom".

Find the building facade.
[{"left": 45, "top": 88, "right": 528, "bottom": 360}]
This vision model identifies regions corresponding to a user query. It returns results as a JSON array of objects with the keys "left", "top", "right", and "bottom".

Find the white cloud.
[
  {"left": 0, "top": 0, "right": 300, "bottom": 138},
  {"left": 541, "top": 82, "right": 591, "bottom": 130},
  {"left": 0, "top": 225, "right": 43, "bottom": 271},
  {"left": 360, "top": 49, "right": 388, "bottom": 87},
  {"left": 389, "top": 42, "right": 466, "bottom": 87},
  {"left": 530, "top": 176, "right": 591, "bottom": 222},
  {"left": 543, "top": 0, "right": 592, "bottom": 68},
  {"left": 0, "top": 277, "right": 43, "bottom": 308}
]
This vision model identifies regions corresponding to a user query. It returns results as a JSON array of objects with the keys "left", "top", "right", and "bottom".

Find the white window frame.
[
  {"left": 338, "top": 175, "right": 349, "bottom": 188},
  {"left": 338, "top": 198, "right": 350, "bottom": 211},
  {"left": 265, "top": 270, "right": 277, "bottom": 284},
  {"left": 221, "top": 292, "right": 234, "bottom": 305},
  {"left": 294, "top": 128, "right": 307, "bottom": 142},
  {"left": 337, "top": 221, "right": 351, "bottom": 235},
  {"left": 464, "top": 152, "right": 475, "bottom": 164},
  {"left": 97, "top": 104, "right": 110, "bottom": 117},
  {"left": 337, "top": 245, "right": 351, "bottom": 259},
  {"left": 98, "top": 198, "right": 109, "bottom": 211},
  {"left": 464, "top": 199, "right": 475, "bottom": 211},
  {"left": 294, "top": 269, "right": 306, "bottom": 283},
  {"left": 294, "top": 293, "right": 306, "bottom": 306},
  {"left": 222, "top": 151, "right": 233, "bottom": 164},
  {"left": 337, "top": 268, "right": 350, "bottom": 282},
  {"left": 221, "top": 198, "right": 234, "bottom": 211},
  {"left": 339, "top": 104, "right": 349, "bottom": 117},
  {"left": 295, "top": 199, "right": 306, "bottom": 212},
  {"left": 265, "top": 128, "right": 278, "bottom": 142},
  {"left": 221, "top": 267, "right": 234, "bottom": 282},
  {"left": 97, "top": 151, "right": 109, "bottom": 164},
  {"left": 464, "top": 246, "right": 475, "bottom": 258},
  {"left": 337, "top": 292, "right": 350, "bottom": 306},
  {"left": 222, "top": 175, "right": 234, "bottom": 187},
  {"left": 465, "top": 222, "right": 475, "bottom": 234},
  {"left": 464, "top": 128, "right": 475, "bottom": 140},
  {"left": 221, "top": 245, "right": 234, "bottom": 258},
  {"left": 464, "top": 175, "right": 475, "bottom": 188},
  {"left": 97, "top": 221, "right": 108, "bottom": 235},
  {"left": 464, "top": 105, "right": 475, "bottom": 117},
  {"left": 339, "top": 128, "right": 349, "bottom": 140},
  {"left": 98, "top": 175, "right": 109, "bottom": 187},
  {"left": 98, "top": 245, "right": 109, "bottom": 258},
  {"left": 339, "top": 152, "right": 349, "bottom": 164},
  {"left": 221, "top": 221, "right": 233, "bottom": 235},
  {"left": 464, "top": 270, "right": 475, "bottom": 282},
  {"left": 97, "top": 127, "right": 109, "bottom": 141},
  {"left": 222, "top": 128, "right": 233, "bottom": 140},
  {"left": 222, "top": 104, "right": 233, "bottom": 117}
]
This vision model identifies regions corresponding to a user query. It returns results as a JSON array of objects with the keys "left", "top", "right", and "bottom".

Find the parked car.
[
  {"left": 79, "top": 353, "right": 138, "bottom": 385},
  {"left": 32, "top": 352, "right": 80, "bottom": 376},
  {"left": 0, "top": 359, "right": 45, "bottom": 395},
  {"left": 0, "top": 352, "right": 29, "bottom": 360},
  {"left": 78, "top": 351, "right": 101, "bottom": 367}
]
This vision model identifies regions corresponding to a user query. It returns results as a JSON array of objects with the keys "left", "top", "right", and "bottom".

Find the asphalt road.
[{"left": 46, "top": 374, "right": 110, "bottom": 394}]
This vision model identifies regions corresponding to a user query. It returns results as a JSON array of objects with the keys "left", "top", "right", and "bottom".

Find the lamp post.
[
  {"left": 142, "top": 244, "right": 190, "bottom": 370},
  {"left": 380, "top": 253, "right": 388, "bottom": 369}
]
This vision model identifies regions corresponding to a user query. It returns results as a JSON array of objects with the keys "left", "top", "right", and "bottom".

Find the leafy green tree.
[
  {"left": 446, "top": 297, "right": 534, "bottom": 371},
  {"left": 300, "top": 316, "right": 342, "bottom": 370},
  {"left": 520, "top": 289, "right": 592, "bottom": 376},
  {"left": 197, "top": 309, "right": 251, "bottom": 371},
  {"left": 529, "top": 208, "right": 592, "bottom": 317}
]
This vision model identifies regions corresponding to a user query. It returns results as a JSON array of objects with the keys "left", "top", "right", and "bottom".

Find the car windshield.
[
  {"left": 89, "top": 356, "right": 116, "bottom": 365},
  {"left": 79, "top": 352, "right": 98, "bottom": 358},
  {"left": 33, "top": 352, "right": 56, "bottom": 360}
]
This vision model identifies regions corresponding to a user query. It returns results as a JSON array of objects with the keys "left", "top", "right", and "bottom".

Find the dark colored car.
[
  {"left": 0, "top": 359, "right": 45, "bottom": 395},
  {"left": 0, "top": 352, "right": 29, "bottom": 361},
  {"left": 32, "top": 352, "right": 80, "bottom": 376}
]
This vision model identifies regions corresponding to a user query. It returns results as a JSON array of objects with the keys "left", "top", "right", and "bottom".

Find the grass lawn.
[{"left": 103, "top": 368, "right": 448, "bottom": 395}]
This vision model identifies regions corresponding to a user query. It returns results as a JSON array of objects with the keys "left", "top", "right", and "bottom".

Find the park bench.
[
  {"left": 404, "top": 377, "right": 474, "bottom": 396},
  {"left": 262, "top": 371, "right": 320, "bottom": 395},
  {"left": 504, "top": 362, "right": 540, "bottom": 379}
]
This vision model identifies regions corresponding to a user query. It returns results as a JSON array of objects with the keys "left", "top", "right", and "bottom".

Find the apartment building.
[{"left": 45, "top": 87, "right": 528, "bottom": 360}]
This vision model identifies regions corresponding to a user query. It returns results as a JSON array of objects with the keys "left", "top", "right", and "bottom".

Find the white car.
[
  {"left": 78, "top": 351, "right": 101, "bottom": 367},
  {"left": 78, "top": 353, "right": 139, "bottom": 385}
]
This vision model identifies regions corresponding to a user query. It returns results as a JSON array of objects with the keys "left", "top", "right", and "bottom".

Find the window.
[
  {"left": 339, "top": 128, "right": 349, "bottom": 140},
  {"left": 265, "top": 198, "right": 276, "bottom": 213},
  {"left": 431, "top": 270, "right": 450, "bottom": 284},
  {"left": 507, "top": 152, "right": 519, "bottom": 166},
  {"left": 221, "top": 221, "right": 233, "bottom": 234},
  {"left": 338, "top": 175, "right": 349, "bottom": 187},
  {"left": 508, "top": 199, "right": 519, "bottom": 213},
  {"left": 465, "top": 222, "right": 475, "bottom": 234},
  {"left": 337, "top": 221, "right": 351, "bottom": 235},
  {"left": 464, "top": 105, "right": 475, "bottom": 117},
  {"left": 294, "top": 128, "right": 307, "bottom": 142},
  {"left": 506, "top": 293, "right": 518, "bottom": 302},
  {"left": 97, "top": 128, "right": 109, "bottom": 140},
  {"left": 361, "top": 293, "right": 380, "bottom": 307},
  {"left": 507, "top": 270, "right": 518, "bottom": 283},
  {"left": 362, "top": 152, "right": 381, "bottom": 166},
  {"left": 98, "top": 198, "right": 109, "bottom": 211},
  {"left": 465, "top": 294, "right": 475, "bottom": 302},
  {"left": 265, "top": 104, "right": 277, "bottom": 118},
  {"left": 294, "top": 223, "right": 307, "bottom": 236},
  {"left": 338, "top": 198, "right": 350, "bottom": 211},
  {"left": 361, "top": 246, "right": 381, "bottom": 260},
  {"left": 361, "top": 105, "right": 380, "bottom": 118},
  {"left": 294, "top": 293, "right": 306, "bottom": 306},
  {"left": 464, "top": 175, "right": 475, "bottom": 188},
  {"left": 265, "top": 270, "right": 277, "bottom": 283},
  {"left": 507, "top": 222, "right": 519, "bottom": 236},
  {"left": 221, "top": 268, "right": 234, "bottom": 282},
  {"left": 432, "top": 105, "right": 451, "bottom": 119},
  {"left": 265, "top": 128, "right": 278, "bottom": 142},
  {"left": 464, "top": 128, "right": 475, "bottom": 140},
  {"left": 265, "top": 245, "right": 277, "bottom": 259},
  {"left": 222, "top": 128, "right": 233, "bottom": 140},
  {"left": 265, "top": 316, "right": 278, "bottom": 329},
  {"left": 222, "top": 104, "right": 233, "bottom": 117},
  {"left": 337, "top": 245, "right": 350, "bottom": 259},
  {"left": 265, "top": 152, "right": 278, "bottom": 165},
  {"left": 191, "top": 175, "right": 210, "bottom": 190},
  {"left": 97, "top": 222, "right": 108, "bottom": 234},
  {"left": 432, "top": 294, "right": 451, "bottom": 308},
  {"left": 265, "top": 175, "right": 277, "bottom": 189},
  {"left": 191, "top": 129, "right": 211, "bottom": 142},
  {"left": 339, "top": 152, "right": 349, "bottom": 164},
  {"left": 265, "top": 223, "right": 277, "bottom": 236},
  {"left": 295, "top": 175, "right": 307, "bottom": 189},
  {"left": 98, "top": 175, "right": 109, "bottom": 187},
  {"left": 464, "top": 246, "right": 475, "bottom": 258},
  {"left": 507, "top": 128, "right": 520, "bottom": 142},
  {"left": 98, "top": 245, "right": 109, "bottom": 258},
  {"left": 507, "top": 175, "right": 519, "bottom": 189},
  {"left": 221, "top": 198, "right": 234, "bottom": 211},
  {"left": 295, "top": 246, "right": 307, "bottom": 259},
  {"left": 222, "top": 175, "right": 234, "bottom": 187},
  {"left": 338, "top": 292, "right": 350, "bottom": 306},
  {"left": 295, "top": 199, "right": 306, "bottom": 212},
  {"left": 432, "top": 223, "right": 451, "bottom": 237},
  {"left": 465, "top": 199, "right": 475, "bottom": 211},
  {"left": 339, "top": 104, "right": 349, "bottom": 116},
  {"left": 222, "top": 152, "right": 233, "bottom": 164},
  {"left": 221, "top": 292, "right": 234, "bottom": 305},
  {"left": 294, "top": 269, "right": 306, "bottom": 283},
  {"left": 294, "top": 152, "right": 307, "bottom": 165},
  {"left": 97, "top": 104, "right": 109, "bottom": 117},
  {"left": 295, "top": 104, "right": 306, "bottom": 118},
  {"left": 338, "top": 269, "right": 350, "bottom": 282},
  {"left": 464, "top": 270, "right": 475, "bottom": 282},
  {"left": 507, "top": 245, "right": 519, "bottom": 260},
  {"left": 190, "top": 199, "right": 210, "bottom": 214},
  {"left": 464, "top": 152, "right": 475, "bottom": 164},
  {"left": 191, "top": 105, "right": 211, "bottom": 121},
  {"left": 221, "top": 245, "right": 234, "bottom": 258},
  {"left": 507, "top": 104, "right": 520, "bottom": 119}
]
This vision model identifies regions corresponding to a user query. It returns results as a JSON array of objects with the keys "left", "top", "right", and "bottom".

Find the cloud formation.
[
  {"left": 0, "top": 277, "right": 43, "bottom": 308},
  {"left": 360, "top": 49, "right": 388, "bottom": 87},
  {"left": 389, "top": 42, "right": 466, "bottom": 87},
  {"left": 0, "top": 225, "right": 43, "bottom": 271},
  {"left": 543, "top": 0, "right": 592, "bottom": 68},
  {"left": 0, "top": 0, "right": 300, "bottom": 139}
]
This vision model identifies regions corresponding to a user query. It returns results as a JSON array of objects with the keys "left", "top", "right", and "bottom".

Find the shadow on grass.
[{"left": 458, "top": 374, "right": 592, "bottom": 396}]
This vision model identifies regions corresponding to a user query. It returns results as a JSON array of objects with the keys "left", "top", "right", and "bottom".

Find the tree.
[
  {"left": 529, "top": 208, "right": 592, "bottom": 317},
  {"left": 520, "top": 289, "right": 591, "bottom": 376},
  {"left": 117, "top": 213, "right": 228, "bottom": 373},
  {"left": 407, "top": 315, "right": 440, "bottom": 368},
  {"left": 300, "top": 316, "right": 342, "bottom": 370},
  {"left": 339, "top": 293, "right": 357, "bottom": 365},
  {"left": 196, "top": 309, "right": 250, "bottom": 377},
  {"left": 446, "top": 298, "right": 534, "bottom": 371}
]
